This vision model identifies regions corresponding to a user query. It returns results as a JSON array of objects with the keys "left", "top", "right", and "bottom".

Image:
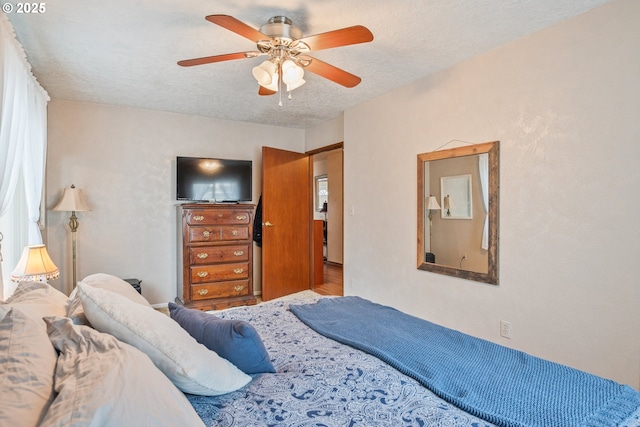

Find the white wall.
[
  {"left": 45, "top": 100, "right": 304, "bottom": 302},
  {"left": 305, "top": 114, "right": 344, "bottom": 151},
  {"left": 343, "top": 0, "right": 639, "bottom": 388}
]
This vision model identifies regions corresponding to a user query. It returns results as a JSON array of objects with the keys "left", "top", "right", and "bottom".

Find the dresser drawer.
[
  {"left": 220, "top": 226, "right": 249, "bottom": 241},
  {"left": 189, "top": 245, "right": 249, "bottom": 265},
  {"left": 191, "top": 280, "right": 250, "bottom": 301},
  {"left": 191, "top": 263, "right": 249, "bottom": 283},
  {"left": 187, "top": 226, "right": 249, "bottom": 243},
  {"left": 186, "top": 210, "right": 251, "bottom": 226}
]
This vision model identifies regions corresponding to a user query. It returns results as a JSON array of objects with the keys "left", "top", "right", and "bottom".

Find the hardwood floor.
[{"left": 313, "top": 262, "right": 343, "bottom": 296}]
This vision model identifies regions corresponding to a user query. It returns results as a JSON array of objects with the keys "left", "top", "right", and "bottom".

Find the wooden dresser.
[{"left": 177, "top": 203, "right": 257, "bottom": 311}]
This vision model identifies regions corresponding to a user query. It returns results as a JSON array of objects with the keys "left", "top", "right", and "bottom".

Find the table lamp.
[{"left": 11, "top": 244, "right": 60, "bottom": 282}]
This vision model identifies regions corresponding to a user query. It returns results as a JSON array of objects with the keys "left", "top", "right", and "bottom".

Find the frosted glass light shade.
[
  {"left": 282, "top": 60, "right": 304, "bottom": 86},
  {"left": 261, "top": 72, "right": 279, "bottom": 92},
  {"left": 252, "top": 60, "right": 277, "bottom": 86},
  {"left": 286, "top": 78, "right": 305, "bottom": 92},
  {"left": 11, "top": 245, "right": 60, "bottom": 282}
]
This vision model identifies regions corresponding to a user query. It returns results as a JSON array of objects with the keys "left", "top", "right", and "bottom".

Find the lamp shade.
[
  {"left": 11, "top": 245, "right": 60, "bottom": 282},
  {"left": 443, "top": 195, "right": 451, "bottom": 210},
  {"left": 252, "top": 60, "right": 277, "bottom": 87},
  {"left": 53, "top": 185, "right": 90, "bottom": 212},
  {"left": 426, "top": 196, "right": 441, "bottom": 210},
  {"left": 282, "top": 60, "right": 304, "bottom": 85}
]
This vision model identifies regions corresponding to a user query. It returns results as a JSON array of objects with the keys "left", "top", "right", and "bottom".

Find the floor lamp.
[
  {"left": 425, "top": 195, "right": 441, "bottom": 263},
  {"left": 53, "top": 185, "right": 90, "bottom": 288}
]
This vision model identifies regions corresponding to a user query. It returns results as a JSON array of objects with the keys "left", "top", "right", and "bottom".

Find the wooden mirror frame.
[{"left": 417, "top": 141, "right": 499, "bottom": 285}]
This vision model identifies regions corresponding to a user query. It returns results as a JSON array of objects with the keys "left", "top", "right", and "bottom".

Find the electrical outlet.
[{"left": 500, "top": 320, "right": 512, "bottom": 339}]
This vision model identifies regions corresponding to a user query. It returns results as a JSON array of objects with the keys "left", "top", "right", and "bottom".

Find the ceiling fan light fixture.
[
  {"left": 252, "top": 60, "right": 277, "bottom": 86},
  {"left": 179, "top": 15, "right": 373, "bottom": 99},
  {"left": 282, "top": 59, "right": 304, "bottom": 86}
]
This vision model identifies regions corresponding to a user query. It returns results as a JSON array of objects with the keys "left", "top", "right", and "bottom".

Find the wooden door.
[{"left": 261, "top": 146, "right": 311, "bottom": 301}]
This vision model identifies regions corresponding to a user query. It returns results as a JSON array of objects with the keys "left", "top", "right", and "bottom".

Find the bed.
[{"left": 2, "top": 274, "right": 639, "bottom": 427}]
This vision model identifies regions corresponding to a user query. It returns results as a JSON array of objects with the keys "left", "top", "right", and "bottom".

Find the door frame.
[{"left": 306, "top": 142, "right": 344, "bottom": 292}]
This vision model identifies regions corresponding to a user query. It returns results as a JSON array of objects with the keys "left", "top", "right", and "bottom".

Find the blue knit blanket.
[{"left": 290, "top": 297, "right": 640, "bottom": 427}]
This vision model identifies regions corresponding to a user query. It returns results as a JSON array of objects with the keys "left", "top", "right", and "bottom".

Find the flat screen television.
[{"left": 176, "top": 156, "right": 252, "bottom": 202}]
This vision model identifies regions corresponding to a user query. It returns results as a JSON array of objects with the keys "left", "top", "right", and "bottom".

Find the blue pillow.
[{"left": 168, "top": 303, "right": 275, "bottom": 374}]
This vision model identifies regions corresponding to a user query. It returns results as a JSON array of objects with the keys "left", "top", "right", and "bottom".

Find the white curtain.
[
  {"left": 478, "top": 153, "right": 489, "bottom": 250},
  {"left": 22, "top": 90, "right": 48, "bottom": 243},
  {"left": 0, "top": 13, "right": 50, "bottom": 292}
]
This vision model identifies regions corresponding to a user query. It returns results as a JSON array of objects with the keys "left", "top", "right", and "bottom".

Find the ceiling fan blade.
[
  {"left": 302, "top": 56, "right": 362, "bottom": 88},
  {"left": 258, "top": 86, "right": 277, "bottom": 96},
  {"left": 205, "top": 15, "right": 269, "bottom": 42},
  {"left": 177, "top": 52, "right": 255, "bottom": 67},
  {"left": 297, "top": 25, "right": 373, "bottom": 52}
]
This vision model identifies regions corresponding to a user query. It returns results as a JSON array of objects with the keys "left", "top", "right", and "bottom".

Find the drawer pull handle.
[
  {"left": 218, "top": 214, "right": 224, "bottom": 217},
  {"left": 231, "top": 230, "right": 238, "bottom": 236},
  {"left": 193, "top": 215, "right": 205, "bottom": 221},
  {"left": 198, "top": 289, "right": 209, "bottom": 296},
  {"left": 234, "top": 285, "right": 244, "bottom": 292},
  {"left": 196, "top": 253, "right": 208, "bottom": 259},
  {"left": 197, "top": 271, "right": 209, "bottom": 278},
  {"left": 233, "top": 250, "right": 244, "bottom": 256},
  {"left": 233, "top": 268, "right": 244, "bottom": 274},
  {"left": 202, "top": 230, "right": 211, "bottom": 238},
  {"left": 236, "top": 215, "right": 247, "bottom": 220}
]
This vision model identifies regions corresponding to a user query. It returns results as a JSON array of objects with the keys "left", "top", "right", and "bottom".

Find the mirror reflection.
[{"left": 417, "top": 141, "right": 499, "bottom": 285}]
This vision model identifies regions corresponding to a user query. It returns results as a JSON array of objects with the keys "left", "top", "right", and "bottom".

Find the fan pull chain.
[{"left": 278, "top": 73, "right": 283, "bottom": 107}]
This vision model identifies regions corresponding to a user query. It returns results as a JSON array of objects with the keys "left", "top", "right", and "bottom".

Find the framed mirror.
[{"left": 417, "top": 141, "right": 499, "bottom": 285}]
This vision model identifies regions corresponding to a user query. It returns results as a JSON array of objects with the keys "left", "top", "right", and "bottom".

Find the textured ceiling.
[{"left": 8, "top": 0, "right": 612, "bottom": 129}]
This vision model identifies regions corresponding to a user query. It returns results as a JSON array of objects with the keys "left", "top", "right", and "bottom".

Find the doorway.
[{"left": 308, "top": 144, "right": 343, "bottom": 296}]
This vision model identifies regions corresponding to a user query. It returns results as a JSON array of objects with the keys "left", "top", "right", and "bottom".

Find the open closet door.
[{"left": 261, "top": 146, "right": 311, "bottom": 301}]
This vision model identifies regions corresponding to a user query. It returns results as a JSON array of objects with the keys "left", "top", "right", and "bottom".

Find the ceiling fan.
[{"left": 178, "top": 15, "right": 374, "bottom": 101}]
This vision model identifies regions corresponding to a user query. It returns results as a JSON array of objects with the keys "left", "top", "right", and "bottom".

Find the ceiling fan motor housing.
[{"left": 260, "top": 16, "right": 303, "bottom": 42}]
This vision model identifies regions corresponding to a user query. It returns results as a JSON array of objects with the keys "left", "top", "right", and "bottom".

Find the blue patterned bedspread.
[
  {"left": 290, "top": 297, "right": 640, "bottom": 427},
  {"left": 186, "top": 297, "right": 495, "bottom": 427}
]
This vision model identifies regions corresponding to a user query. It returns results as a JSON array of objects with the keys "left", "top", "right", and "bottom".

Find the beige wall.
[
  {"left": 343, "top": 0, "right": 639, "bottom": 388},
  {"left": 45, "top": 100, "right": 304, "bottom": 301}
]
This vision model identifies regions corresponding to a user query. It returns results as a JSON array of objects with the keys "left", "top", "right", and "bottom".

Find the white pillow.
[
  {"left": 77, "top": 282, "right": 251, "bottom": 395},
  {"left": 67, "top": 273, "right": 151, "bottom": 325},
  {"left": 41, "top": 316, "right": 206, "bottom": 427},
  {"left": 0, "top": 307, "right": 57, "bottom": 427}
]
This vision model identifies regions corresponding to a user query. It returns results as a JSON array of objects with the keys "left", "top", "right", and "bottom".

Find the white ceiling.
[{"left": 8, "top": 0, "right": 612, "bottom": 129}]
